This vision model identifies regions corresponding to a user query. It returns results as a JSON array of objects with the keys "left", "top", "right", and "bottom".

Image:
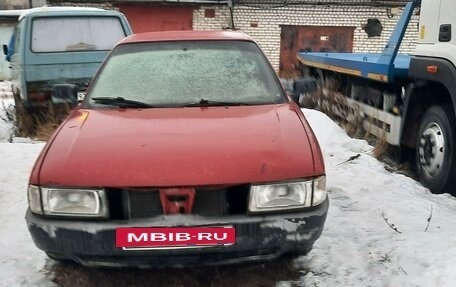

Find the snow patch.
[
  {"left": 1, "top": 101, "right": 456, "bottom": 286},
  {"left": 298, "top": 108, "right": 456, "bottom": 287}
]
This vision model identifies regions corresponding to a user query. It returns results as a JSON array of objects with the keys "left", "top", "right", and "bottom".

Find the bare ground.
[{"left": 50, "top": 257, "right": 303, "bottom": 287}]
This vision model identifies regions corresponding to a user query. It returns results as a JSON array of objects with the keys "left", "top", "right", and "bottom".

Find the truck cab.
[
  {"left": 3, "top": 7, "right": 132, "bottom": 110},
  {"left": 415, "top": 0, "right": 456, "bottom": 64}
]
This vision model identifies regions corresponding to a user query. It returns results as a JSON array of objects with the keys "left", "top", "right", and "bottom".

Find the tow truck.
[{"left": 298, "top": 0, "right": 456, "bottom": 194}]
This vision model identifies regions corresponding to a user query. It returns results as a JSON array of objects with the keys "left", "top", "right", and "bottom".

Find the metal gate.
[
  {"left": 117, "top": 5, "right": 193, "bottom": 33},
  {"left": 279, "top": 26, "right": 355, "bottom": 78}
]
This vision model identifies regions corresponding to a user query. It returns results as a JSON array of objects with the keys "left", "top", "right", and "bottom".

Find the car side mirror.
[
  {"left": 51, "top": 84, "right": 78, "bottom": 107},
  {"left": 292, "top": 78, "right": 319, "bottom": 105}
]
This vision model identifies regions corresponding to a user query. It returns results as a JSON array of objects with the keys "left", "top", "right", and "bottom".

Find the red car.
[{"left": 26, "top": 31, "right": 328, "bottom": 267}]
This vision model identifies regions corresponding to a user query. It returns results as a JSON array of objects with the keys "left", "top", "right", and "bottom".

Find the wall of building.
[
  {"left": 47, "top": 1, "right": 117, "bottom": 10},
  {"left": 0, "top": 24, "right": 14, "bottom": 80},
  {"left": 0, "top": 0, "right": 29, "bottom": 10},
  {"left": 193, "top": 4, "right": 419, "bottom": 72},
  {"left": 47, "top": 1, "right": 420, "bottom": 72},
  {"left": 0, "top": 0, "right": 46, "bottom": 9}
]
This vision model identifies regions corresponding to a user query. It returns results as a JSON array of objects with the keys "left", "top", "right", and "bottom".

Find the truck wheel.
[{"left": 416, "top": 105, "right": 456, "bottom": 194}]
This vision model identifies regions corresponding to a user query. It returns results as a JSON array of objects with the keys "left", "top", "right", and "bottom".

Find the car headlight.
[
  {"left": 248, "top": 176, "right": 326, "bottom": 213},
  {"left": 27, "top": 185, "right": 109, "bottom": 218}
]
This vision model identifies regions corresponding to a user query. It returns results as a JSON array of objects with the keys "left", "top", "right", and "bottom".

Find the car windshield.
[{"left": 86, "top": 41, "right": 285, "bottom": 107}]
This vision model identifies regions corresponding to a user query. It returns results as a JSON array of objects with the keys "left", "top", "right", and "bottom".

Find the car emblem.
[{"left": 159, "top": 188, "right": 196, "bottom": 214}]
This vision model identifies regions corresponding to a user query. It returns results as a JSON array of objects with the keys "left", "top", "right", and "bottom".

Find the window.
[
  {"left": 87, "top": 41, "right": 285, "bottom": 107},
  {"left": 31, "top": 17, "right": 126, "bottom": 53}
]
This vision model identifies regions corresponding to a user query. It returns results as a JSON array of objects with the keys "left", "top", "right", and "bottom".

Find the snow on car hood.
[{"left": 36, "top": 104, "right": 318, "bottom": 187}]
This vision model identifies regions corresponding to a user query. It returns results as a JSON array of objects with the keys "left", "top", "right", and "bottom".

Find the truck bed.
[{"left": 297, "top": 52, "right": 412, "bottom": 83}]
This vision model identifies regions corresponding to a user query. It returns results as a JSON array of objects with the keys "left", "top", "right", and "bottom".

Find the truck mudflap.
[{"left": 26, "top": 197, "right": 328, "bottom": 268}]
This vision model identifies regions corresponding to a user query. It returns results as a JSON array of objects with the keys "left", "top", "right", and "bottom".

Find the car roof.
[
  {"left": 0, "top": 9, "right": 27, "bottom": 18},
  {"left": 19, "top": 6, "right": 107, "bottom": 21},
  {"left": 118, "top": 30, "right": 255, "bottom": 45}
]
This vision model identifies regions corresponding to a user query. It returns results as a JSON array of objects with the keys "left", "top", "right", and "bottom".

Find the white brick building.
[
  {"left": 48, "top": 0, "right": 420, "bottom": 75},
  {"left": 0, "top": 0, "right": 46, "bottom": 9}
]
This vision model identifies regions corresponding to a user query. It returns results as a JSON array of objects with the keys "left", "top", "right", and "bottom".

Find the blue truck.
[
  {"left": 2, "top": 7, "right": 132, "bottom": 132},
  {"left": 297, "top": 0, "right": 456, "bottom": 194}
]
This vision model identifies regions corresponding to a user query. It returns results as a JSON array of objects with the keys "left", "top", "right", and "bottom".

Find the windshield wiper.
[
  {"left": 183, "top": 98, "right": 249, "bottom": 107},
  {"left": 91, "top": 97, "right": 153, "bottom": 108}
]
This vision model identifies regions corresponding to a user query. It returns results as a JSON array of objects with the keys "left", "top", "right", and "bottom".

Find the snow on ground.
[
  {"left": 298, "top": 110, "right": 456, "bottom": 287},
  {"left": 0, "top": 84, "right": 50, "bottom": 287},
  {"left": 1, "top": 87, "right": 456, "bottom": 286},
  {"left": 0, "top": 81, "right": 14, "bottom": 141},
  {"left": 0, "top": 142, "right": 50, "bottom": 287}
]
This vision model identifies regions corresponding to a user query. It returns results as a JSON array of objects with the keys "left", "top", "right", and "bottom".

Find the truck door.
[
  {"left": 417, "top": 0, "right": 456, "bottom": 67},
  {"left": 438, "top": 0, "right": 455, "bottom": 45}
]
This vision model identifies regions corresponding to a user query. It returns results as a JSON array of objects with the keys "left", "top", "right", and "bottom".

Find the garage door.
[
  {"left": 117, "top": 5, "right": 193, "bottom": 33},
  {"left": 279, "top": 26, "right": 355, "bottom": 78}
]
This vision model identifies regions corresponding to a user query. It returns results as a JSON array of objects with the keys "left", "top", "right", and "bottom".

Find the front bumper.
[{"left": 26, "top": 197, "right": 328, "bottom": 267}]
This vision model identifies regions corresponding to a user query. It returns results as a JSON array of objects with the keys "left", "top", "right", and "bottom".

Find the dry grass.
[
  {"left": 9, "top": 101, "right": 72, "bottom": 141},
  {"left": 34, "top": 121, "right": 62, "bottom": 141},
  {"left": 300, "top": 77, "right": 393, "bottom": 160},
  {"left": 362, "top": 116, "right": 398, "bottom": 162},
  {"left": 301, "top": 78, "right": 365, "bottom": 140},
  {"left": 373, "top": 137, "right": 390, "bottom": 160}
]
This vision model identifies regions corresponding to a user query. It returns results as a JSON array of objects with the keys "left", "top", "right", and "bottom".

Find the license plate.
[{"left": 116, "top": 226, "right": 235, "bottom": 249}]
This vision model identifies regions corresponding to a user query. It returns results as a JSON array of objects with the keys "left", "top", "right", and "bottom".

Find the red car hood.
[{"left": 36, "top": 104, "right": 317, "bottom": 187}]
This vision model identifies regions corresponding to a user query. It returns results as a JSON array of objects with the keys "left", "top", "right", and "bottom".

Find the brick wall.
[
  {"left": 49, "top": 1, "right": 420, "bottom": 72},
  {"left": 0, "top": 0, "right": 29, "bottom": 10},
  {"left": 48, "top": 1, "right": 118, "bottom": 10},
  {"left": 193, "top": 4, "right": 419, "bottom": 71}
]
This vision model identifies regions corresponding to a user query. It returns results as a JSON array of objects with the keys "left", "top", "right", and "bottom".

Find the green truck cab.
[{"left": 3, "top": 7, "right": 132, "bottom": 110}]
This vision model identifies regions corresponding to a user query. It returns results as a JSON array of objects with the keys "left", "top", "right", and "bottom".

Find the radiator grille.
[
  {"left": 107, "top": 185, "right": 249, "bottom": 219},
  {"left": 128, "top": 189, "right": 161, "bottom": 218}
]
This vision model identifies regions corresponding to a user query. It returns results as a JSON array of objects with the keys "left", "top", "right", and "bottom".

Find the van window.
[{"left": 31, "top": 17, "right": 126, "bottom": 53}]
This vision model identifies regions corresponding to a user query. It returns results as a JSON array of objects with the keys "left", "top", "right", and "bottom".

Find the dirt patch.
[
  {"left": 51, "top": 257, "right": 302, "bottom": 287},
  {"left": 0, "top": 81, "right": 13, "bottom": 99}
]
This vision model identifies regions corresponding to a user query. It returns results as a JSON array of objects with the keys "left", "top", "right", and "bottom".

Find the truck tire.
[{"left": 416, "top": 105, "right": 456, "bottom": 194}]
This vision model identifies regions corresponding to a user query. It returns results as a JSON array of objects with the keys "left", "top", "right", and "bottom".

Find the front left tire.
[{"left": 416, "top": 105, "right": 456, "bottom": 194}]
